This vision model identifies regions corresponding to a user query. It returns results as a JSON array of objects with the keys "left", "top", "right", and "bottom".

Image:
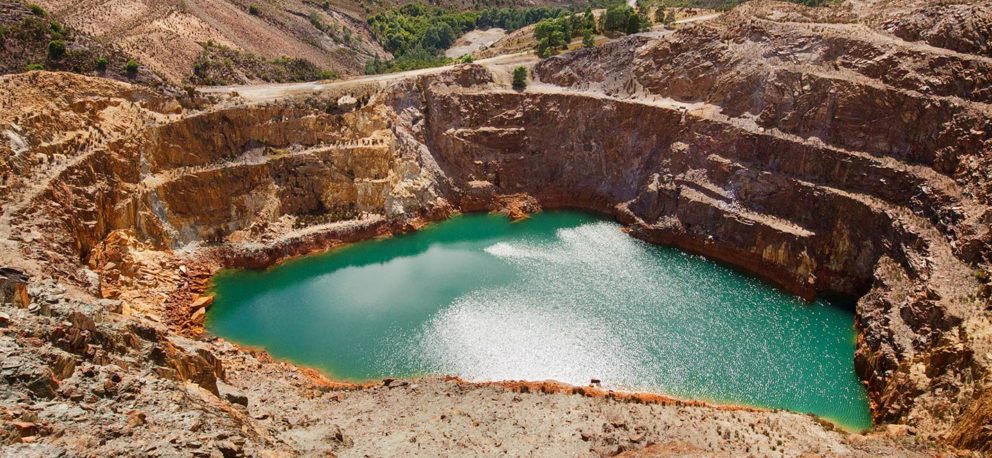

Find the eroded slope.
[{"left": 32, "top": 0, "right": 386, "bottom": 83}]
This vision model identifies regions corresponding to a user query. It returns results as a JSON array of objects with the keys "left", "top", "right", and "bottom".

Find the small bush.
[
  {"left": 317, "top": 69, "right": 338, "bottom": 80},
  {"left": 47, "top": 39, "right": 66, "bottom": 59},
  {"left": 248, "top": 4, "right": 260, "bottom": 16},
  {"left": 458, "top": 54, "right": 473, "bottom": 63},
  {"left": 96, "top": 57, "right": 108, "bottom": 71},
  {"left": 125, "top": 59, "right": 140, "bottom": 76},
  {"left": 25, "top": 63, "right": 45, "bottom": 71},
  {"left": 582, "top": 28, "right": 594, "bottom": 48},
  {"left": 28, "top": 3, "right": 46, "bottom": 17},
  {"left": 512, "top": 66, "right": 527, "bottom": 90}
]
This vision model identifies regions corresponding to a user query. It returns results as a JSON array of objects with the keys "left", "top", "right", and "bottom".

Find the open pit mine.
[{"left": 1, "top": 0, "right": 991, "bottom": 456}]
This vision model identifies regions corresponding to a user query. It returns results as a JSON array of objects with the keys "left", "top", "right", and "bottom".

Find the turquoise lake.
[{"left": 207, "top": 211, "right": 872, "bottom": 430}]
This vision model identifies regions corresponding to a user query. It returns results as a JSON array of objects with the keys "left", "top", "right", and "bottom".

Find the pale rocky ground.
[
  {"left": 445, "top": 28, "right": 507, "bottom": 58},
  {"left": 0, "top": 292, "right": 938, "bottom": 457}
]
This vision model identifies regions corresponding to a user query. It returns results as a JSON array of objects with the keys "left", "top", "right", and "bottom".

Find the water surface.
[{"left": 208, "top": 212, "right": 872, "bottom": 430}]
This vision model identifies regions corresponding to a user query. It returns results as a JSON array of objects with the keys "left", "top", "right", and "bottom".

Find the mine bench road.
[{"left": 196, "top": 13, "right": 722, "bottom": 104}]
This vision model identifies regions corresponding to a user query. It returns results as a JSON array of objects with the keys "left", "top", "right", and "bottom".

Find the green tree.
[
  {"left": 654, "top": 6, "right": 666, "bottom": 24},
  {"left": 420, "top": 22, "right": 455, "bottom": 51},
  {"left": 248, "top": 4, "right": 260, "bottom": 16},
  {"left": 600, "top": 6, "right": 628, "bottom": 33},
  {"left": 47, "top": 39, "right": 66, "bottom": 60},
  {"left": 96, "top": 57, "right": 108, "bottom": 71},
  {"left": 600, "top": 6, "right": 648, "bottom": 35},
  {"left": 625, "top": 11, "right": 643, "bottom": 34},
  {"left": 583, "top": 7, "right": 595, "bottom": 32},
  {"left": 512, "top": 66, "right": 527, "bottom": 90},
  {"left": 582, "top": 28, "right": 594, "bottom": 48}
]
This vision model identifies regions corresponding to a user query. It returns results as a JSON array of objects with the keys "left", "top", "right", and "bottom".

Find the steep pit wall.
[
  {"left": 423, "top": 88, "right": 909, "bottom": 299},
  {"left": 139, "top": 95, "right": 448, "bottom": 251},
  {"left": 492, "top": 3, "right": 991, "bottom": 445},
  {"left": 417, "top": 63, "right": 988, "bottom": 445}
]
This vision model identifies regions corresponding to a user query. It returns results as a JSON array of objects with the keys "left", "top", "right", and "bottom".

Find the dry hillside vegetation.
[{"left": 33, "top": 0, "right": 388, "bottom": 83}]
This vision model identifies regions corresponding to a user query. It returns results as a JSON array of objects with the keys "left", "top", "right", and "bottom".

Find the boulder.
[
  {"left": 0, "top": 268, "right": 30, "bottom": 307},
  {"left": 190, "top": 295, "right": 214, "bottom": 310},
  {"left": 337, "top": 95, "right": 358, "bottom": 111},
  {"left": 190, "top": 307, "right": 206, "bottom": 324}
]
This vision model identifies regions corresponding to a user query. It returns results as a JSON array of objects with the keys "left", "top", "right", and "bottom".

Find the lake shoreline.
[{"left": 205, "top": 211, "right": 863, "bottom": 432}]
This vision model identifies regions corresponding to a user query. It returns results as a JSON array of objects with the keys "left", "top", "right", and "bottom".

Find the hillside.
[
  {"left": 0, "top": 1, "right": 169, "bottom": 88},
  {"left": 32, "top": 0, "right": 389, "bottom": 84}
]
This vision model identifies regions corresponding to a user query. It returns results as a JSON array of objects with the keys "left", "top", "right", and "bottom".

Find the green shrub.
[
  {"left": 582, "top": 28, "right": 594, "bottom": 48},
  {"left": 317, "top": 69, "right": 338, "bottom": 80},
  {"left": 25, "top": 63, "right": 45, "bottom": 71},
  {"left": 512, "top": 66, "right": 527, "bottom": 90},
  {"left": 28, "top": 3, "right": 46, "bottom": 17},
  {"left": 364, "top": 48, "right": 451, "bottom": 74},
  {"left": 248, "top": 4, "right": 260, "bottom": 16},
  {"left": 534, "top": 16, "right": 578, "bottom": 58},
  {"left": 96, "top": 57, "right": 108, "bottom": 71},
  {"left": 47, "top": 39, "right": 66, "bottom": 59},
  {"left": 458, "top": 54, "right": 473, "bottom": 63},
  {"left": 125, "top": 59, "right": 140, "bottom": 75},
  {"left": 600, "top": 5, "right": 648, "bottom": 35}
]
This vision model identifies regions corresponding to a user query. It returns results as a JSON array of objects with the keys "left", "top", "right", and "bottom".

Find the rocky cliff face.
[
  {"left": 522, "top": 3, "right": 991, "bottom": 447},
  {"left": 1, "top": 0, "right": 990, "bottom": 455}
]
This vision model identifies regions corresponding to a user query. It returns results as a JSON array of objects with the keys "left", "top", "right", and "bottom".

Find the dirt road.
[{"left": 197, "top": 52, "right": 536, "bottom": 103}]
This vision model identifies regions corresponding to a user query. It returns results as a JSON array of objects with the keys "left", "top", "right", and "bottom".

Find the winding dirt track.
[{"left": 197, "top": 52, "right": 537, "bottom": 103}]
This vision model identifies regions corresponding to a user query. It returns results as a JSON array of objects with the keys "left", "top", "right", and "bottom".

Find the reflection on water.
[{"left": 208, "top": 212, "right": 872, "bottom": 430}]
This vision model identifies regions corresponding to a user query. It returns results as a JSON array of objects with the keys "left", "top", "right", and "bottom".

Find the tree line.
[
  {"left": 533, "top": 5, "right": 652, "bottom": 58},
  {"left": 366, "top": 4, "right": 568, "bottom": 74}
]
